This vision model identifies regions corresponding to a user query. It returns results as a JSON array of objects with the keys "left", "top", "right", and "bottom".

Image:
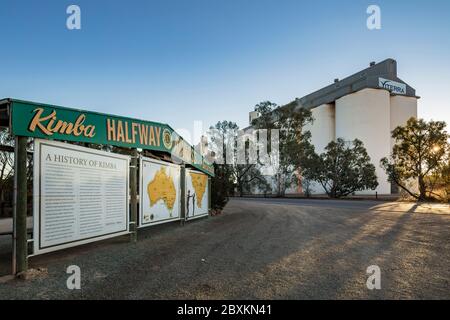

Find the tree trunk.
[
  {"left": 0, "top": 188, "right": 4, "bottom": 217},
  {"left": 276, "top": 175, "right": 282, "bottom": 198},
  {"left": 418, "top": 176, "right": 427, "bottom": 201},
  {"left": 330, "top": 185, "right": 337, "bottom": 198}
]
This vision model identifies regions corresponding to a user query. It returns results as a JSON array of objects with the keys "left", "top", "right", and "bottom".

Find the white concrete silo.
[{"left": 335, "top": 88, "right": 392, "bottom": 195}]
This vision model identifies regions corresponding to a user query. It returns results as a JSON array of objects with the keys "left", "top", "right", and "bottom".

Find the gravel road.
[{"left": 0, "top": 198, "right": 449, "bottom": 299}]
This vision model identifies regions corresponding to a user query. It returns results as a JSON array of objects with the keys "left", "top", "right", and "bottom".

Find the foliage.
[
  {"left": 210, "top": 162, "right": 234, "bottom": 210},
  {"left": 440, "top": 160, "right": 450, "bottom": 201},
  {"left": 251, "top": 101, "right": 313, "bottom": 196},
  {"left": 0, "top": 128, "right": 14, "bottom": 185},
  {"left": 0, "top": 128, "right": 14, "bottom": 217},
  {"left": 381, "top": 118, "right": 449, "bottom": 201},
  {"left": 302, "top": 138, "right": 378, "bottom": 198},
  {"left": 208, "top": 120, "right": 269, "bottom": 208}
]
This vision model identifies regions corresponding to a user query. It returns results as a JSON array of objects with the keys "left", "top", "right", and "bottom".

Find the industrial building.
[{"left": 249, "top": 59, "right": 418, "bottom": 195}]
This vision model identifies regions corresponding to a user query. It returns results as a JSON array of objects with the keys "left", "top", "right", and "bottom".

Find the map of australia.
[
  {"left": 147, "top": 167, "right": 176, "bottom": 215},
  {"left": 190, "top": 172, "right": 207, "bottom": 208}
]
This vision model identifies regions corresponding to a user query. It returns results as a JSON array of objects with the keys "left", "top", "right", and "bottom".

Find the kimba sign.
[
  {"left": 378, "top": 77, "right": 407, "bottom": 95},
  {"left": 28, "top": 108, "right": 165, "bottom": 148},
  {"left": 9, "top": 99, "right": 214, "bottom": 176},
  {"left": 29, "top": 108, "right": 96, "bottom": 138}
]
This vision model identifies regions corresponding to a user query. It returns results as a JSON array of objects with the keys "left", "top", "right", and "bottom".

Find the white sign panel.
[
  {"left": 33, "top": 139, "right": 129, "bottom": 255},
  {"left": 185, "top": 169, "right": 209, "bottom": 220},
  {"left": 378, "top": 77, "right": 407, "bottom": 95},
  {"left": 139, "top": 157, "right": 181, "bottom": 227}
]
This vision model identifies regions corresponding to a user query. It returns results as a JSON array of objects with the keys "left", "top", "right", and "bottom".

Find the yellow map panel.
[
  {"left": 190, "top": 172, "right": 207, "bottom": 208},
  {"left": 147, "top": 167, "right": 176, "bottom": 213}
]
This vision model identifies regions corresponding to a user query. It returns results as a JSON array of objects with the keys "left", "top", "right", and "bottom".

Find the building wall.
[
  {"left": 306, "top": 104, "right": 336, "bottom": 153},
  {"left": 335, "top": 88, "right": 392, "bottom": 195},
  {"left": 301, "top": 103, "right": 336, "bottom": 194},
  {"left": 390, "top": 96, "right": 418, "bottom": 147},
  {"left": 389, "top": 95, "right": 418, "bottom": 194}
]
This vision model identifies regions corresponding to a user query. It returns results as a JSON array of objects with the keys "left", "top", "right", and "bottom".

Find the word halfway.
[{"left": 106, "top": 119, "right": 162, "bottom": 147}]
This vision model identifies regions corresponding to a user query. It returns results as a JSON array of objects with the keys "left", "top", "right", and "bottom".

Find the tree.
[
  {"left": 207, "top": 120, "right": 268, "bottom": 207},
  {"left": 303, "top": 138, "right": 378, "bottom": 198},
  {"left": 301, "top": 178, "right": 313, "bottom": 198},
  {"left": 252, "top": 101, "right": 313, "bottom": 196},
  {"left": 0, "top": 128, "right": 14, "bottom": 216},
  {"left": 210, "top": 162, "right": 233, "bottom": 210},
  {"left": 441, "top": 160, "right": 450, "bottom": 201},
  {"left": 381, "top": 118, "right": 449, "bottom": 201},
  {"left": 235, "top": 163, "right": 271, "bottom": 196},
  {"left": 207, "top": 121, "right": 236, "bottom": 209},
  {"left": 0, "top": 129, "right": 14, "bottom": 185}
]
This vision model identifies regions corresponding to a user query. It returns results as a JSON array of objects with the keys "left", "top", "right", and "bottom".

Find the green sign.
[{"left": 9, "top": 99, "right": 214, "bottom": 176}]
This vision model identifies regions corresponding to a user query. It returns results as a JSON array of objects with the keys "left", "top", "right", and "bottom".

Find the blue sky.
[{"left": 0, "top": 0, "right": 449, "bottom": 144}]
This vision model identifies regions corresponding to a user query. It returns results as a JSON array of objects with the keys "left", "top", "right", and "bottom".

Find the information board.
[
  {"left": 33, "top": 139, "right": 130, "bottom": 254},
  {"left": 185, "top": 169, "right": 209, "bottom": 220},
  {"left": 139, "top": 157, "right": 181, "bottom": 227}
]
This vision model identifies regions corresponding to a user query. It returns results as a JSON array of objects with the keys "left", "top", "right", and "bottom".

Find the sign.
[
  {"left": 33, "top": 139, "right": 130, "bottom": 254},
  {"left": 9, "top": 99, "right": 214, "bottom": 176},
  {"left": 139, "top": 157, "right": 181, "bottom": 227},
  {"left": 185, "top": 169, "right": 209, "bottom": 220},
  {"left": 378, "top": 78, "right": 407, "bottom": 95}
]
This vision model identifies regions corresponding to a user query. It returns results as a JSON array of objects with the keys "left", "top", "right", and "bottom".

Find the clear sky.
[{"left": 0, "top": 0, "right": 449, "bottom": 144}]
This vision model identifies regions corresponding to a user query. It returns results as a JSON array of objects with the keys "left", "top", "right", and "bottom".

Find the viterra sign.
[
  {"left": 9, "top": 99, "right": 214, "bottom": 176},
  {"left": 378, "top": 78, "right": 407, "bottom": 95}
]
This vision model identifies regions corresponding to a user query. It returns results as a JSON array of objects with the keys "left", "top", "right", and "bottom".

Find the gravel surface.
[{"left": 0, "top": 198, "right": 449, "bottom": 299}]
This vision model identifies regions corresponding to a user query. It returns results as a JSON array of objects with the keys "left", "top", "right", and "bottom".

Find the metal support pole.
[
  {"left": 14, "top": 136, "right": 28, "bottom": 275},
  {"left": 130, "top": 149, "right": 138, "bottom": 243},
  {"left": 180, "top": 165, "right": 186, "bottom": 225}
]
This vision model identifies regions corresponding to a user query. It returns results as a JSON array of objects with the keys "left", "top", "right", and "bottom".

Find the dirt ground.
[{"left": 0, "top": 198, "right": 449, "bottom": 299}]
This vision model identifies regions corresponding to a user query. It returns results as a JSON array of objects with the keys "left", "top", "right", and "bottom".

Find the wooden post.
[
  {"left": 14, "top": 136, "right": 28, "bottom": 275},
  {"left": 180, "top": 165, "right": 186, "bottom": 225},
  {"left": 130, "top": 149, "right": 138, "bottom": 243}
]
